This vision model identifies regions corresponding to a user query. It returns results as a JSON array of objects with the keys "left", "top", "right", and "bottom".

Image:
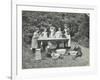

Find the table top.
[{"left": 38, "top": 38, "right": 68, "bottom": 41}]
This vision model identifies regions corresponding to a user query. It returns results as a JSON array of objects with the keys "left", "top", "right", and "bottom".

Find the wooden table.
[
  {"left": 38, "top": 38, "right": 68, "bottom": 41},
  {"left": 37, "top": 38, "right": 69, "bottom": 49}
]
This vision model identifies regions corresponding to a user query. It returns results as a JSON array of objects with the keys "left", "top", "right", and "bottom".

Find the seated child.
[
  {"left": 73, "top": 45, "right": 82, "bottom": 58},
  {"left": 55, "top": 27, "right": 63, "bottom": 48},
  {"left": 68, "top": 44, "right": 82, "bottom": 60},
  {"left": 40, "top": 28, "right": 48, "bottom": 38},
  {"left": 49, "top": 26, "right": 56, "bottom": 38},
  {"left": 46, "top": 26, "right": 57, "bottom": 57},
  {"left": 55, "top": 27, "right": 62, "bottom": 38},
  {"left": 39, "top": 28, "right": 48, "bottom": 51}
]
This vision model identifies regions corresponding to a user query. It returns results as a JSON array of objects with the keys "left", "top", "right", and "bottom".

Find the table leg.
[{"left": 56, "top": 41, "right": 59, "bottom": 49}]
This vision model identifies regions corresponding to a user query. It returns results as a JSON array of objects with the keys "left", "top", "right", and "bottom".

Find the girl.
[
  {"left": 49, "top": 26, "right": 56, "bottom": 38},
  {"left": 40, "top": 28, "right": 48, "bottom": 38},
  {"left": 64, "top": 25, "right": 71, "bottom": 48},
  {"left": 55, "top": 27, "right": 62, "bottom": 38},
  {"left": 46, "top": 26, "right": 57, "bottom": 57},
  {"left": 39, "top": 28, "right": 48, "bottom": 51},
  {"left": 31, "top": 28, "right": 39, "bottom": 53},
  {"left": 55, "top": 27, "right": 62, "bottom": 48}
]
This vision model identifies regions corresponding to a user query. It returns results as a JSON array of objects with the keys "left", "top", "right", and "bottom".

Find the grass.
[{"left": 22, "top": 41, "right": 89, "bottom": 69}]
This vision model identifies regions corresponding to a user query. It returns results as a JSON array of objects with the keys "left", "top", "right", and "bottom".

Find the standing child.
[
  {"left": 31, "top": 28, "right": 39, "bottom": 53},
  {"left": 64, "top": 24, "right": 71, "bottom": 48}
]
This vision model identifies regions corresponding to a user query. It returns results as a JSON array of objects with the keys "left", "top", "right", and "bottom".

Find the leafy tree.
[{"left": 22, "top": 11, "right": 89, "bottom": 47}]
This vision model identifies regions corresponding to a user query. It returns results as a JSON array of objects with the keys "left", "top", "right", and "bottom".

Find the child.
[
  {"left": 55, "top": 27, "right": 62, "bottom": 38},
  {"left": 46, "top": 26, "right": 57, "bottom": 57},
  {"left": 40, "top": 28, "right": 48, "bottom": 38},
  {"left": 67, "top": 44, "right": 82, "bottom": 60},
  {"left": 49, "top": 26, "right": 56, "bottom": 38},
  {"left": 40, "top": 28, "right": 48, "bottom": 51},
  {"left": 73, "top": 45, "right": 82, "bottom": 59},
  {"left": 55, "top": 27, "right": 62, "bottom": 48},
  {"left": 31, "top": 28, "right": 39, "bottom": 53},
  {"left": 64, "top": 25, "right": 71, "bottom": 48}
]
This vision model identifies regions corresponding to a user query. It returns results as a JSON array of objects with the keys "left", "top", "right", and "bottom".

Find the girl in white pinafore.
[
  {"left": 64, "top": 28, "right": 71, "bottom": 47},
  {"left": 49, "top": 27, "right": 56, "bottom": 38},
  {"left": 31, "top": 29, "right": 39, "bottom": 53}
]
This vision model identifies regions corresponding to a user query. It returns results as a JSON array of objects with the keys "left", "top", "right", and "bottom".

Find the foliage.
[{"left": 22, "top": 11, "right": 89, "bottom": 47}]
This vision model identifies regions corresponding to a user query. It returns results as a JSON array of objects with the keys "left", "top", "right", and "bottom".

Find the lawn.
[{"left": 22, "top": 41, "right": 89, "bottom": 69}]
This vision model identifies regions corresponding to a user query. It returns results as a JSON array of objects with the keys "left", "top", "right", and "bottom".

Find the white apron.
[{"left": 31, "top": 32, "right": 39, "bottom": 49}]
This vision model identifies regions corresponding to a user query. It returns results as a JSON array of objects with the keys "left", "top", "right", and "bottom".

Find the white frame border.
[{"left": 11, "top": 1, "right": 97, "bottom": 80}]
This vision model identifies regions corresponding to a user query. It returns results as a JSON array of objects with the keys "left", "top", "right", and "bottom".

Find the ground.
[{"left": 22, "top": 41, "right": 89, "bottom": 69}]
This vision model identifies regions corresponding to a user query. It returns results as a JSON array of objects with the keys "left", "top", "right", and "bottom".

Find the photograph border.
[{"left": 11, "top": 2, "right": 97, "bottom": 80}]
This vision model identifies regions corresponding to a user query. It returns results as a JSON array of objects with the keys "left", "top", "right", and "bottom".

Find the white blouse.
[{"left": 55, "top": 31, "right": 62, "bottom": 38}]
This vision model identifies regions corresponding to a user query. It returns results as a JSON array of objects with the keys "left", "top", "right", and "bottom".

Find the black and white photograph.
[
  {"left": 10, "top": 1, "right": 97, "bottom": 79},
  {"left": 22, "top": 11, "right": 90, "bottom": 69},
  {"left": 0, "top": 0, "right": 99, "bottom": 80}
]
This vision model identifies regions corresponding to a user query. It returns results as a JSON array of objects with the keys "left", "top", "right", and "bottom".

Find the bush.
[{"left": 22, "top": 11, "right": 89, "bottom": 47}]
